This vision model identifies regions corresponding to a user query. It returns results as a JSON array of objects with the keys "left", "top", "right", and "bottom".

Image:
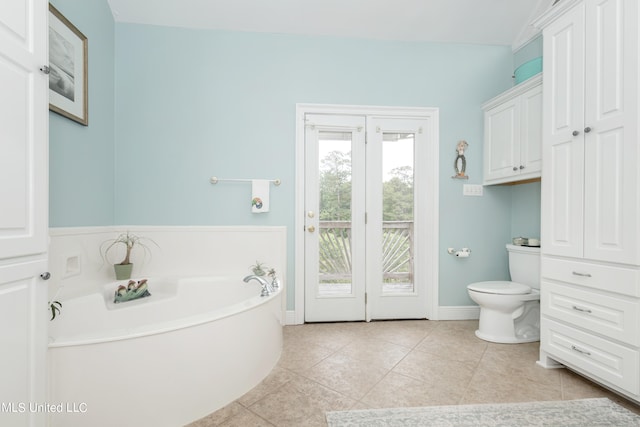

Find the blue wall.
[
  {"left": 49, "top": 0, "right": 115, "bottom": 226},
  {"left": 49, "top": 7, "right": 544, "bottom": 310}
]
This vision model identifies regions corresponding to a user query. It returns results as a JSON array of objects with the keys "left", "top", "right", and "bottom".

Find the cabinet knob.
[
  {"left": 513, "top": 167, "right": 518, "bottom": 171},
  {"left": 40, "top": 272, "right": 51, "bottom": 280},
  {"left": 519, "top": 165, "right": 525, "bottom": 170},
  {"left": 584, "top": 127, "right": 592, "bottom": 133},
  {"left": 307, "top": 225, "right": 315, "bottom": 233},
  {"left": 572, "top": 130, "right": 579, "bottom": 136}
]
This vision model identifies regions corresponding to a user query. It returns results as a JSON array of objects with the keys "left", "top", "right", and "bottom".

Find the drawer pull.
[
  {"left": 572, "top": 305, "right": 592, "bottom": 314},
  {"left": 572, "top": 271, "right": 592, "bottom": 278},
  {"left": 571, "top": 345, "right": 591, "bottom": 356}
]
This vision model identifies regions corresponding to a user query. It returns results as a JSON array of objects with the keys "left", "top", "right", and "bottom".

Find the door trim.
[{"left": 294, "top": 103, "right": 440, "bottom": 324}]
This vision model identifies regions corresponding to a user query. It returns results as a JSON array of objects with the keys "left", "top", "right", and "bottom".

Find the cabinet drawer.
[
  {"left": 541, "top": 318, "right": 640, "bottom": 395},
  {"left": 541, "top": 257, "right": 640, "bottom": 296},
  {"left": 541, "top": 281, "right": 640, "bottom": 346}
]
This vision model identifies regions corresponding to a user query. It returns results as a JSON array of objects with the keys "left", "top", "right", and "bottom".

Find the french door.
[{"left": 302, "top": 110, "right": 437, "bottom": 322}]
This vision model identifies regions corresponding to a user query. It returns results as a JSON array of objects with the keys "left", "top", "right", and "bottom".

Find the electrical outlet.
[
  {"left": 463, "top": 184, "right": 483, "bottom": 196},
  {"left": 63, "top": 254, "right": 81, "bottom": 278}
]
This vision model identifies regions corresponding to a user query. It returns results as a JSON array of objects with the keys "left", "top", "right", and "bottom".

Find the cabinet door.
[
  {"left": 583, "top": 0, "right": 639, "bottom": 265},
  {"left": 483, "top": 98, "right": 520, "bottom": 183},
  {"left": 520, "top": 84, "right": 543, "bottom": 175},
  {"left": 541, "top": 2, "right": 586, "bottom": 258},
  {"left": 0, "top": 0, "right": 49, "bottom": 426}
]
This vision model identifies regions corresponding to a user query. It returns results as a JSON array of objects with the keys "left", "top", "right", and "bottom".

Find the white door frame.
[{"left": 294, "top": 104, "right": 440, "bottom": 324}]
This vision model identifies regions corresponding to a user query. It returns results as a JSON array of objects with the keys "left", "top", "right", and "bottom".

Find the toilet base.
[
  {"left": 475, "top": 329, "right": 539, "bottom": 344},
  {"left": 474, "top": 299, "right": 540, "bottom": 344}
]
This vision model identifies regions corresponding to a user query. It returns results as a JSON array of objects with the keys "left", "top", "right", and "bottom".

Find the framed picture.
[{"left": 48, "top": 4, "right": 88, "bottom": 126}]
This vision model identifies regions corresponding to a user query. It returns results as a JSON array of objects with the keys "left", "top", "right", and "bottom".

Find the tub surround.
[{"left": 48, "top": 226, "right": 287, "bottom": 301}]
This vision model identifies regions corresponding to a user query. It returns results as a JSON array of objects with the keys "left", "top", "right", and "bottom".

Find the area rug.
[{"left": 326, "top": 398, "right": 640, "bottom": 426}]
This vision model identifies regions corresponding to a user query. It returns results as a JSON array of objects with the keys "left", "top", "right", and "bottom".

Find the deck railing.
[{"left": 318, "top": 221, "right": 413, "bottom": 283}]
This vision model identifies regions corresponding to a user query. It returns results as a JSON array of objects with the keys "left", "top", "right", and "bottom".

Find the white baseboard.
[
  {"left": 285, "top": 310, "right": 299, "bottom": 325},
  {"left": 284, "top": 307, "right": 478, "bottom": 325},
  {"left": 437, "top": 305, "right": 480, "bottom": 320}
]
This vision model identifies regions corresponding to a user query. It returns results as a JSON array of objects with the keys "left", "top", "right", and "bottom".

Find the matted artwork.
[{"left": 48, "top": 4, "right": 88, "bottom": 126}]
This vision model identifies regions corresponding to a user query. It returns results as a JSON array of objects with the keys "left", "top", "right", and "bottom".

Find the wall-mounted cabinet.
[
  {"left": 536, "top": 0, "right": 640, "bottom": 404},
  {"left": 482, "top": 74, "right": 542, "bottom": 185}
]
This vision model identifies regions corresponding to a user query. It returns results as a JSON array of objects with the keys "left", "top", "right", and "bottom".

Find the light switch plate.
[{"left": 463, "top": 184, "right": 483, "bottom": 196}]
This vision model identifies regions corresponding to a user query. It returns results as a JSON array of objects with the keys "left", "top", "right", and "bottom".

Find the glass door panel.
[
  {"left": 318, "top": 132, "right": 353, "bottom": 296},
  {"left": 381, "top": 133, "right": 415, "bottom": 294}
]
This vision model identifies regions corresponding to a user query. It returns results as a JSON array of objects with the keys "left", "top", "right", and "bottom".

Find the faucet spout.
[{"left": 243, "top": 275, "right": 273, "bottom": 296}]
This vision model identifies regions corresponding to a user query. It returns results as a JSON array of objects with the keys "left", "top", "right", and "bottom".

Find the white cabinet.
[
  {"left": 537, "top": 0, "right": 640, "bottom": 403},
  {"left": 0, "top": 0, "right": 49, "bottom": 426},
  {"left": 482, "top": 74, "right": 542, "bottom": 185},
  {"left": 540, "top": 0, "right": 639, "bottom": 265}
]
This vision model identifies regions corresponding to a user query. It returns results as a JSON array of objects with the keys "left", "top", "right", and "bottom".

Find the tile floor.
[{"left": 187, "top": 320, "right": 640, "bottom": 426}]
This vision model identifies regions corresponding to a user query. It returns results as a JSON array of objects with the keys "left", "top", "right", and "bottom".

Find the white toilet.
[{"left": 467, "top": 244, "right": 540, "bottom": 344}]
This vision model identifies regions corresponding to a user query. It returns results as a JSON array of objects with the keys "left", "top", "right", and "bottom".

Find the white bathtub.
[{"left": 48, "top": 276, "right": 283, "bottom": 427}]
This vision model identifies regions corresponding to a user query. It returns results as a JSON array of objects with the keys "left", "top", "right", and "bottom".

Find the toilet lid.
[{"left": 467, "top": 281, "right": 531, "bottom": 295}]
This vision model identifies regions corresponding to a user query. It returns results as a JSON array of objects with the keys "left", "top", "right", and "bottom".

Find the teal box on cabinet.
[{"left": 514, "top": 57, "right": 542, "bottom": 84}]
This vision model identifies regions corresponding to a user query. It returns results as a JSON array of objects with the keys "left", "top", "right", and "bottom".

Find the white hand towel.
[{"left": 251, "top": 180, "right": 270, "bottom": 213}]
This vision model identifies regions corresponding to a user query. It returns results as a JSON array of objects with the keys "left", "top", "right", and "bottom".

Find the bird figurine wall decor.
[{"left": 452, "top": 140, "right": 469, "bottom": 179}]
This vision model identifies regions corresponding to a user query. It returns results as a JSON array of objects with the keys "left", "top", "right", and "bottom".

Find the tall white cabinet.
[
  {"left": 536, "top": 0, "right": 640, "bottom": 402},
  {"left": 0, "top": 0, "right": 49, "bottom": 426}
]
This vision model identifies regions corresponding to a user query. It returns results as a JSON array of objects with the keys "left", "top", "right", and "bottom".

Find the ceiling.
[{"left": 106, "top": 0, "right": 550, "bottom": 49}]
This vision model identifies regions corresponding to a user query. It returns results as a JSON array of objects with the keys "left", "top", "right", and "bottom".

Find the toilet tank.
[{"left": 507, "top": 244, "right": 541, "bottom": 289}]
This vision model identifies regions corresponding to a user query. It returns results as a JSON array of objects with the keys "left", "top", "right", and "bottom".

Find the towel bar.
[{"left": 209, "top": 177, "right": 281, "bottom": 186}]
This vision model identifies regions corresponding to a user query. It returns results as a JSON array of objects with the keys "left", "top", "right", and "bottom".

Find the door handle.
[{"left": 307, "top": 225, "right": 315, "bottom": 233}]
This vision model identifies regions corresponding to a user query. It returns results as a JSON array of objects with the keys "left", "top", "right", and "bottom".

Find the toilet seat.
[{"left": 467, "top": 281, "right": 531, "bottom": 295}]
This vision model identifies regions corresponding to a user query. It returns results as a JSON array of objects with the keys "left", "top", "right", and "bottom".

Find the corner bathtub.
[{"left": 48, "top": 276, "right": 283, "bottom": 427}]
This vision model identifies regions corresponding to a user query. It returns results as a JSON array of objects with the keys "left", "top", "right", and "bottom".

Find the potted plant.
[
  {"left": 101, "top": 232, "right": 157, "bottom": 280},
  {"left": 49, "top": 300, "right": 62, "bottom": 321},
  {"left": 250, "top": 261, "right": 268, "bottom": 276}
]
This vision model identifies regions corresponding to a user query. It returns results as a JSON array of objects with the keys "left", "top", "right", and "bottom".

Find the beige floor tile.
[
  {"left": 283, "top": 322, "right": 363, "bottom": 351},
  {"left": 218, "top": 409, "right": 274, "bottom": 427},
  {"left": 303, "top": 352, "right": 390, "bottom": 400},
  {"left": 393, "top": 347, "right": 476, "bottom": 393},
  {"left": 237, "top": 367, "right": 298, "bottom": 407},
  {"left": 361, "top": 371, "right": 462, "bottom": 408},
  {"left": 185, "top": 402, "right": 245, "bottom": 426},
  {"left": 248, "top": 376, "right": 354, "bottom": 427},
  {"left": 336, "top": 337, "right": 411, "bottom": 369},
  {"left": 559, "top": 369, "right": 623, "bottom": 400},
  {"left": 190, "top": 320, "right": 640, "bottom": 426},
  {"left": 462, "top": 368, "right": 562, "bottom": 404},
  {"left": 361, "top": 320, "right": 438, "bottom": 348},
  {"left": 414, "top": 324, "right": 488, "bottom": 364},
  {"left": 478, "top": 344, "right": 561, "bottom": 389},
  {"left": 277, "top": 339, "right": 335, "bottom": 373}
]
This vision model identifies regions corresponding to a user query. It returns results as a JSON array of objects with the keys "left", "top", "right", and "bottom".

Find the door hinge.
[
  {"left": 365, "top": 293, "right": 368, "bottom": 304},
  {"left": 365, "top": 212, "right": 368, "bottom": 224},
  {"left": 365, "top": 132, "right": 368, "bottom": 144}
]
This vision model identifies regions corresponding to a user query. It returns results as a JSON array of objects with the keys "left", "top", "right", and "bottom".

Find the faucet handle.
[{"left": 271, "top": 277, "right": 280, "bottom": 290}]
